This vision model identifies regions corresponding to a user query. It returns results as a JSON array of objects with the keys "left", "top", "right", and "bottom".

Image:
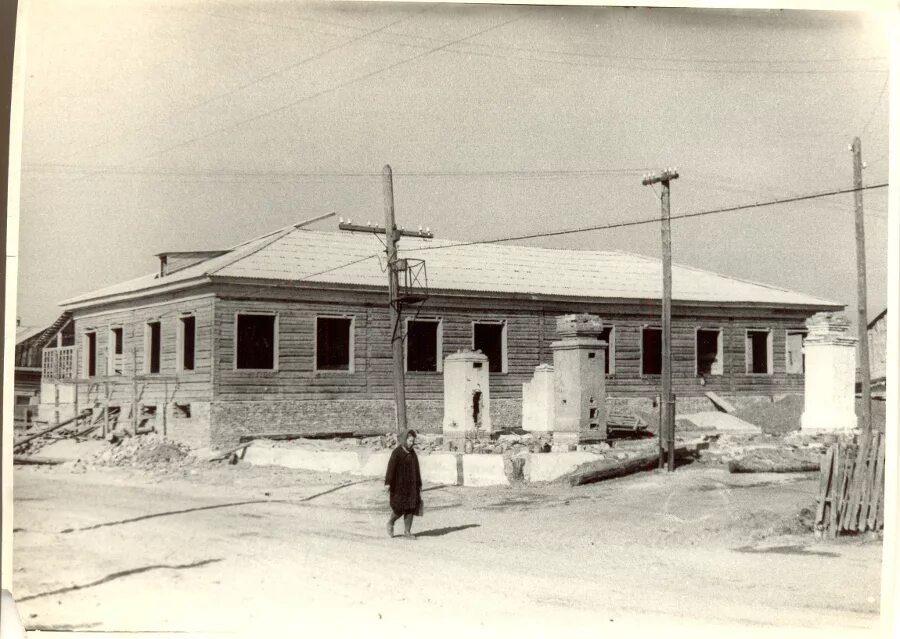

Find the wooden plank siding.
[
  {"left": 69, "top": 295, "right": 216, "bottom": 406},
  {"left": 210, "top": 289, "right": 814, "bottom": 402}
]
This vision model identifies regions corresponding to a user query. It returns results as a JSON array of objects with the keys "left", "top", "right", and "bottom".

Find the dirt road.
[{"left": 11, "top": 462, "right": 882, "bottom": 635}]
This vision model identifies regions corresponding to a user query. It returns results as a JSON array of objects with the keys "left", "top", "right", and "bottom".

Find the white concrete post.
[
  {"left": 522, "top": 364, "right": 555, "bottom": 432},
  {"left": 800, "top": 313, "right": 858, "bottom": 432},
  {"left": 550, "top": 314, "right": 607, "bottom": 449},
  {"left": 442, "top": 350, "right": 492, "bottom": 446}
]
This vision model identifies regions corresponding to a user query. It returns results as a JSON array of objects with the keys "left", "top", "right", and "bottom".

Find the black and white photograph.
[{"left": 2, "top": 1, "right": 895, "bottom": 636}]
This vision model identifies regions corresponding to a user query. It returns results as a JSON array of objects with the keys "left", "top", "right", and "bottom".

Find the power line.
[
  {"left": 61, "top": 5, "right": 438, "bottom": 162},
  {"left": 379, "top": 29, "right": 887, "bottom": 66},
  {"left": 132, "top": 14, "right": 525, "bottom": 164},
  {"left": 406, "top": 182, "right": 890, "bottom": 252},
  {"left": 22, "top": 164, "right": 651, "bottom": 179}
]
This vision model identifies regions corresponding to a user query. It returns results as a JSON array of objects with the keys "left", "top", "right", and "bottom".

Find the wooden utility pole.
[
  {"left": 338, "top": 166, "right": 433, "bottom": 436},
  {"left": 384, "top": 164, "right": 408, "bottom": 436},
  {"left": 643, "top": 168, "right": 679, "bottom": 472},
  {"left": 851, "top": 137, "right": 872, "bottom": 435}
]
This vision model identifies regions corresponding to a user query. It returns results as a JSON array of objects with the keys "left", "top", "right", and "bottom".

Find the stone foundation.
[
  {"left": 208, "top": 398, "right": 523, "bottom": 450},
  {"left": 179, "top": 393, "right": 796, "bottom": 450}
]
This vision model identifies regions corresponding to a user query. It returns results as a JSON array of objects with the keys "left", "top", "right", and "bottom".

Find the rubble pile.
[{"left": 91, "top": 434, "right": 196, "bottom": 471}]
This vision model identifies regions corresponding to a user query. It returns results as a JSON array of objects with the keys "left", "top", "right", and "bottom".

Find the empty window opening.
[
  {"left": 472, "top": 390, "right": 482, "bottom": 426},
  {"left": 406, "top": 320, "right": 440, "bottom": 372},
  {"left": 315, "top": 317, "right": 351, "bottom": 371},
  {"left": 109, "top": 327, "right": 123, "bottom": 375},
  {"left": 746, "top": 330, "right": 772, "bottom": 374},
  {"left": 141, "top": 405, "right": 157, "bottom": 417},
  {"left": 85, "top": 332, "right": 97, "bottom": 377},
  {"left": 237, "top": 314, "right": 276, "bottom": 370},
  {"left": 588, "top": 352, "right": 596, "bottom": 359},
  {"left": 786, "top": 330, "right": 807, "bottom": 375},
  {"left": 642, "top": 327, "right": 662, "bottom": 375},
  {"left": 589, "top": 407, "right": 598, "bottom": 419},
  {"left": 174, "top": 403, "right": 191, "bottom": 418},
  {"left": 473, "top": 362, "right": 482, "bottom": 369},
  {"left": 696, "top": 329, "right": 723, "bottom": 376},
  {"left": 180, "top": 316, "right": 196, "bottom": 372},
  {"left": 146, "top": 321, "right": 161, "bottom": 374},
  {"left": 473, "top": 322, "right": 505, "bottom": 373}
]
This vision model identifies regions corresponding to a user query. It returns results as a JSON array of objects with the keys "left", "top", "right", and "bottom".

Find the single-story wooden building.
[{"left": 46, "top": 222, "right": 842, "bottom": 448}]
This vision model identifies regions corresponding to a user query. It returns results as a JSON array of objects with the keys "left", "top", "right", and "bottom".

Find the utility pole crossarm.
[
  {"left": 642, "top": 168, "right": 679, "bottom": 186},
  {"left": 338, "top": 221, "right": 434, "bottom": 239}
]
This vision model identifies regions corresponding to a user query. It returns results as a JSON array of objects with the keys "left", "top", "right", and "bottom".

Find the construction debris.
[
  {"left": 728, "top": 448, "right": 822, "bottom": 474},
  {"left": 13, "top": 409, "right": 93, "bottom": 453},
  {"left": 559, "top": 439, "right": 709, "bottom": 486},
  {"left": 705, "top": 391, "right": 736, "bottom": 413},
  {"left": 91, "top": 434, "right": 195, "bottom": 471},
  {"left": 678, "top": 412, "right": 761, "bottom": 434},
  {"left": 13, "top": 455, "right": 65, "bottom": 466}
]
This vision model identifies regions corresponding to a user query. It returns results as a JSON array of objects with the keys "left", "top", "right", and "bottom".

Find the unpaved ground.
[{"left": 11, "top": 460, "right": 882, "bottom": 635}]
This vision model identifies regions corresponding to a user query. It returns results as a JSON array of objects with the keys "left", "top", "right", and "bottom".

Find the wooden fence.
[{"left": 815, "top": 431, "right": 885, "bottom": 538}]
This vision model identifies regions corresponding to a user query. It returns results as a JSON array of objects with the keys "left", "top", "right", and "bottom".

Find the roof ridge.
[{"left": 207, "top": 214, "right": 335, "bottom": 276}]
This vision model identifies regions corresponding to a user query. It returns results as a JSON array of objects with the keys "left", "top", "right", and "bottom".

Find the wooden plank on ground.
[
  {"left": 705, "top": 391, "right": 736, "bottom": 413},
  {"left": 561, "top": 440, "right": 708, "bottom": 486},
  {"left": 13, "top": 455, "right": 65, "bottom": 465},
  {"left": 13, "top": 409, "right": 93, "bottom": 450}
]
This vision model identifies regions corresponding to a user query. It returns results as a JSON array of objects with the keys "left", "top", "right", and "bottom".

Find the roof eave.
[
  {"left": 209, "top": 276, "right": 844, "bottom": 312},
  {"left": 59, "top": 276, "right": 211, "bottom": 312}
]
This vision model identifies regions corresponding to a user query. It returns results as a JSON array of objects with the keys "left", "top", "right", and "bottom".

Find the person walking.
[{"left": 385, "top": 429, "right": 422, "bottom": 539}]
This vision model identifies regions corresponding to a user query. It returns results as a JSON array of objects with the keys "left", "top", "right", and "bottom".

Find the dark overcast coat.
[{"left": 385, "top": 438, "right": 422, "bottom": 515}]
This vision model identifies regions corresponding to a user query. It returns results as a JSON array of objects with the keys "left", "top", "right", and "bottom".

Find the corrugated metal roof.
[{"left": 61, "top": 227, "right": 842, "bottom": 309}]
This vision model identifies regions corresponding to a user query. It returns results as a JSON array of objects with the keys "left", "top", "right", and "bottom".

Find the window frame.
[
  {"left": 744, "top": 328, "right": 774, "bottom": 376},
  {"left": 404, "top": 317, "right": 443, "bottom": 373},
  {"left": 785, "top": 328, "right": 808, "bottom": 376},
  {"left": 177, "top": 314, "right": 197, "bottom": 373},
  {"left": 234, "top": 311, "right": 279, "bottom": 372},
  {"left": 471, "top": 319, "right": 508, "bottom": 374},
  {"left": 107, "top": 325, "right": 124, "bottom": 376},
  {"left": 144, "top": 320, "right": 162, "bottom": 375},
  {"left": 83, "top": 330, "right": 98, "bottom": 378},
  {"left": 599, "top": 325, "right": 616, "bottom": 376},
  {"left": 640, "top": 325, "right": 663, "bottom": 377},
  {"left": 694, "top": 326, "right": 724, "bottom": 377},
  {"left": 313, "top": 314, "right": 354, "bottom": 374}
]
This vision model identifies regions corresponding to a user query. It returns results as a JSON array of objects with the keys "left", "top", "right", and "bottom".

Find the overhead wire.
[
  {"left": 60, "top": 4, "right": 440, "bottom": 162},
  {"left": 405, "top": 182, "right": 890, "bottom": 253},
  {"left": 132, "top": 13, "right": 525, "bottom": 164}
]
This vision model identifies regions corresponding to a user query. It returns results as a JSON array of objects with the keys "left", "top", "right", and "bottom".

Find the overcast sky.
[{"left": 14, "top": 1, "right": 890, "bottom": 330}]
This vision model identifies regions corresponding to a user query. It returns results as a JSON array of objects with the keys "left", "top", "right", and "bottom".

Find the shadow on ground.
[{"left": 414, "top": 524, "right": 480, "bottom": 538}]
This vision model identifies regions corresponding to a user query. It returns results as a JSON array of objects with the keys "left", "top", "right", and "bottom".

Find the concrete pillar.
[
  {"left": 522, "top": 364, "right": 555, "bottom": 432},
  {"left": 442, "top": 350, "right": 492, "bottom": 447},
  {"left": 801, "top": 312, "right": 858, "bottom": 432},
  {"left": 551, "top": 314, "right": 607, "bottom": 449}
]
